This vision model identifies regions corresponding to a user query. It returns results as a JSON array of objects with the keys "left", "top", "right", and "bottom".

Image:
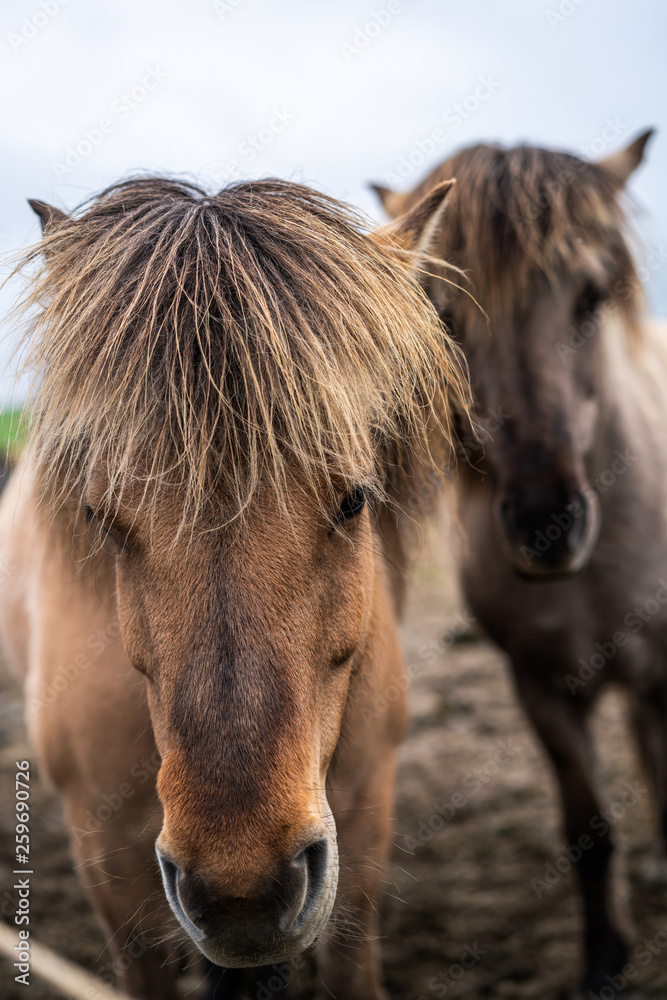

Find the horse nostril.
[
  {"left": 498, "top": 498, "right": 511, "bottom": 529},
  {"left": 156, "top": 851, "right": 180, "bottom": 895},
  {"left": 289, "top": 838, "right": 330, "bottom": 932},
  {"left": 565, "top": 490, "right": 588, "bottom": 551},
  {"left": 156, "top": 849, "right": 205, "bottom": 942}
]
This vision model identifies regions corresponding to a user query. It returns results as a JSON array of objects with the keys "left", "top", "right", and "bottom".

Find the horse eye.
[
  {"left": 576, "top": 285, "right": 603, "bottom": 318},
  {"left": 334, "top": 487, "right": 367, "bottom": 527},
  {"left": 441, "top": 312, "right": 460, "bottom": 342},
  {"left": 84, "top": 504, "right": 124, "bottom": 550}
]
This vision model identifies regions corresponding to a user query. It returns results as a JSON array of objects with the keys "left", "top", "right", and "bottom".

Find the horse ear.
[
  {"left": 598, "top": 128, "right": 655, "bottom": 186},
  {"left": 372, "top": 179, "right": 455, "bottom": 257},
  {"left": 28, "top": 199, "right": 69, "bottom": 235},
  {"left": 369, "top": 183, "right": 408, "bottom": 219}
]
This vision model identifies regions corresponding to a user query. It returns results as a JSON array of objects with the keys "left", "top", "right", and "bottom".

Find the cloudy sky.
[{"left": 0, "top": 0, "right": 664, "bottom": 399}]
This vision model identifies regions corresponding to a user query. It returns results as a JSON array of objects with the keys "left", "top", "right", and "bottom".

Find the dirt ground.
[{"left": 1, "top": 517, "right": 666, "bottom": 1000}]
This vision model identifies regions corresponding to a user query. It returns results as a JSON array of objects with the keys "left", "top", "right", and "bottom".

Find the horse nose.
[
  {"left": 286, "top": 839, "right": 330, "bottom": 931},
  {"left": 500, "top": 486, "right": 589, "bottom": 570},
  {"left": 156, "top": 851, "right": 205, "bottom": 941},
  {"left": 155, "top": 835, "right": 333, "bottom": 962}
]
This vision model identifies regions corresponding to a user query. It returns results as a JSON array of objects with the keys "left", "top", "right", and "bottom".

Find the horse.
[
  {"left": 0, "top": 176, "right": 468, "bottom": 999},
  {"left": 372, "top": 130, "right": 667, "bottom": 997}
]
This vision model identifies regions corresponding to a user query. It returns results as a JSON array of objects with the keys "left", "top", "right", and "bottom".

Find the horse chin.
[
  {"left": 512, "top": 553, "right": 588, "bottom": 581},
  {"left": 191, "top": 862, "right": 338, "bottom": 970},
  {"left": 506, "top": 524, "right": 600, "bottom": 581},
  {"left": 196, "top": 938, "right": 311, "bottom": 969}
]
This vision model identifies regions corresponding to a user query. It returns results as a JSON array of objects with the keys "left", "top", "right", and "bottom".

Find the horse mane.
[
  {"left": 14, "top": 177, "right": 467, "bottom": 535},
  {"left": 401, "top": 142, "right": 642, "bottom": 333}
]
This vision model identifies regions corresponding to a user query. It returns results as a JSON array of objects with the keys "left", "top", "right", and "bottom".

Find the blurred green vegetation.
[{"left": 0, "top": 408, "right": 27, "bottom": 459}]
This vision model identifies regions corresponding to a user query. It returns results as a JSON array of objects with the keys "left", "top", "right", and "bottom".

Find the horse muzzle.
[
  {"left": 155, "top": 831, "right": 337, "bottom": 967},
  {"left": 495, "top": 482, "right": 601, "bottom": 578}
]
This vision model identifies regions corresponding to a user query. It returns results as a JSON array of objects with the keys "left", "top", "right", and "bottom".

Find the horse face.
[
  {"left": 446, "top": 271, "right": 607, "bottom": 577},
  {"left": 373, "top": 133, "right": 652, "bottom": 582},
  {"left": 87, "top": 477, "right": 374, "bottom": 966}
]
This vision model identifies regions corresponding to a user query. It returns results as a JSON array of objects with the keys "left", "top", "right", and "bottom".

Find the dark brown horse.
[
  {"left": 0, "top": 176, "right": 468, "bottom": 999},
  {"left": 373, "top": 130, "right": 666, "bottom": 997}
]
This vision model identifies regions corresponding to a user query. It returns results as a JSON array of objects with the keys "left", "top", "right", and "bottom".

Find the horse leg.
[
  {"left": 630, "top": 681, "right": 667, "bottom": 865},
  {"left": 317, "top": 747, "right": 398, "bottom": 1000},
  {"left": 25, "top": 610, "right": 184, "bottom": 998},
  {"left": 513, "top": 666, "right": 629, "bottom": 995},
  {"left": 61, "top": 784, "right": 183, "bottom": 999}
]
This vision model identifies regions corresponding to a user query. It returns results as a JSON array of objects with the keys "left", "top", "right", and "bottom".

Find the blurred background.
[{"left": 0, "top": 0, "right": 665, "bottom": 402}]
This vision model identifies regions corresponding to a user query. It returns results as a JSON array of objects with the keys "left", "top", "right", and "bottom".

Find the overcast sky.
[{"left": 0, "top": 0, "right": 664, "bottom": 399}]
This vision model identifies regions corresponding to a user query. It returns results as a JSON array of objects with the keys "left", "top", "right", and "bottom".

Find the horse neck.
[{"left": 586, "top": 312, "right": 667, "bottom": 498}]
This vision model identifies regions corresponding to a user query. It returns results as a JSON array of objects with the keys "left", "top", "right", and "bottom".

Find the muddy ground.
[{"left": 1, "top": 517, "right": 666, "bottom": 1000}]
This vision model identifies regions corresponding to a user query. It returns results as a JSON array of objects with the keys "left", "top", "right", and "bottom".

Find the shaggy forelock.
[
  {"left": 407, "top": 143, "right": 642, "bottom": 328},
  {"left": 14, "top": 176, "right": 466, "bottom": 534}
]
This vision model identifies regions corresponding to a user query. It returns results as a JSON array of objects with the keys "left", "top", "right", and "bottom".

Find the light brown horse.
[
  {"left": 373, "top": 130, "right": 667, "bottom": 997},
  {"left": 0, "top": 177, "right": 468, "bottom": 999}
]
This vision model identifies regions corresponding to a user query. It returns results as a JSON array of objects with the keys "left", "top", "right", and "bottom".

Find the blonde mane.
[
  {"left": 14, "top": 177, "right": 466, "bottom": 532},
  {"left": 400, "top": 143, "right": 643, "bottom": 332}
]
